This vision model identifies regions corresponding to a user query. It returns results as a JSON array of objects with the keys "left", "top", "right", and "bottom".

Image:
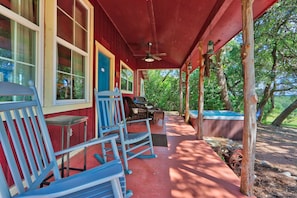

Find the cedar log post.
[
  {"left": 179, "top": 68, "right": 183, "bottom": 116},
  {"left": 184, "top": 64, "right": 190, "bottom": 122},
  {"left": 240, "top": 0, "right": 257, "bottom": 196},
  {"left": 197, "top": 44, "right": 204, "bottom": 140}
]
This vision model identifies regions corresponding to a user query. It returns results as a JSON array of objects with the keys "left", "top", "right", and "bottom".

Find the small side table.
[{"left": 45, "top": 115, "right": 88, "bottom": 177}]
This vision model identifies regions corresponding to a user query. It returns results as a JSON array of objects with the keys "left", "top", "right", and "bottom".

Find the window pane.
[
  {"left": 57, "top": 44, "right": 71, "bottom": 73},
  {"left": 121, "top": 78, "right": 127, "bottom": 90},
  {"left": 127, "top": 70, "right": 133, "bottom": 81},
  {"left": 75, "top": 24, "right": 87, "bottom": 51},
  {"left": 16, "top": 24, "right": 36, "bottom": 65},
  {"left": 0, "top": 0, "right": 39, "bottom": 25},
  {"left": 122, "top": 69, "right": 127, "bottom": 78},
  {"left": 56, "top": 45, "right": 86, "bottom": 100},
  {"left": 73, "top": 76, "right": 84, "bottom": 99},
  {"left": 0, "top": 15, "right": 12, "bottom": 59},
  {"left": 75, "top": 0, "right": 87, "bottom": 29},
  {"left": 0, "top": 14, "right": 36, "bottom": 85},
  {"left": 15, "top": 63, "right": 35, "bottom": 85},
  {"left": 57, "top": 0, "right": 73, "bottom": 18},
  {"left": 73, "top": 52, "right": 84, "bottom": 76},
  {"left": 57, "top": 9, "right": 73, "bottom": 44},
  {"left": 57, "top": 73, "right": 72, "bottom": 100},
  {"left": 128, "top": 81, "right": 133, "bottom": 91},
  {"left": 0, "top": 59, "right": 14, "bottom": 81}
]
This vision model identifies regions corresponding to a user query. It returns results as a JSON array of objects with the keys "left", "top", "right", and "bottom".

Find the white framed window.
[
  {"left": 0, "top": 1, "right": 43, "bottom": 96},
  {"left": 55, "top": 0, "right": 91, "bottom": 104},
  {"left": 120, "top": 61, "right": 133, "bottom": 93}
]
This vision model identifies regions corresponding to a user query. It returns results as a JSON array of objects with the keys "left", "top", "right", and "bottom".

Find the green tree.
[
  {"left": 144, "top": 70, "right": 180, "bottom": 111},
  {"left": 189, "top": 38, "right": 244, "bottom": 112},
  {"left": 254, "top": 0, "right": 297, "bottom": 122},
  {"left": 214, "top": 38, "right": 244, "bottom": 112},
  {"left": 144, "top": 0, "right": 297, "bottom": 125}
]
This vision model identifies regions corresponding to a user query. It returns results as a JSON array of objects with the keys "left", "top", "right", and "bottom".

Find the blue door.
[
  {"left": 98, "top": 52, "right": 110, "bottom": 91},
  {"left": 97, "top": 52, "right": 111, "bottom": 137}
]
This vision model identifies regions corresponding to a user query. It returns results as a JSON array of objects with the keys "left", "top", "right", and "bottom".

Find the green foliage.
[
  {"left": 216, "top": 39, "right": 244, "bottom": 112},
  {"left": 145, "top": 38, "right": 245, "bottom": 112},
  {"left": 254, "top": 0, "right": 297, "bottom": 92},
  {"left": 189, "top": 69, "right": 224, "bottom": 110},
  {"left": 188, "top": 38, "right": 244, "bottom": 112},
  {"left": 143, "top": 0, "right": 297, "bottom": 127},
  {"left": 253, "top": 0, "right": 297, "bottom": 123},
  {"left": 144, "top": 70, "right": 180, "bottom": 111}
]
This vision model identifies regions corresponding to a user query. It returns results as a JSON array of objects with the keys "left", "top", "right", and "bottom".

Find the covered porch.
[
  {"left": 69, "top": 113, "right": 248, "bottom": 197},
  {"left": 0, "top": 0, "right": 278, "bottom": 196}
]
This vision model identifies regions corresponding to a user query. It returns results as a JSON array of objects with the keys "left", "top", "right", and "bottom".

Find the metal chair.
[
  {"left": 0, "top": 82, "right": 129, "bottom": 198},
  {"left": 94, "top": 89, "right": 157, "bottom": 174}
]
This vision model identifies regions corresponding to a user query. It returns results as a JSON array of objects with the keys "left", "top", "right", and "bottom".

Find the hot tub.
[{"left": 189, "top": 110, "right": 244, "bottom": 140}]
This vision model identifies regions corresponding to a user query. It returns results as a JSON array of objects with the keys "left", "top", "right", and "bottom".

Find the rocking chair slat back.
[
  {"left": 0, "top": 82, "right": 127, "bottom": 198},
  {"left": 95, "top": 89, "right": 156, "bottom": 174}
]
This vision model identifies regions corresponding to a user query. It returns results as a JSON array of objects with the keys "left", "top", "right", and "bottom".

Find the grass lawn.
[{"left": 264, "top": 111, "right": 297, "bottom": 129}]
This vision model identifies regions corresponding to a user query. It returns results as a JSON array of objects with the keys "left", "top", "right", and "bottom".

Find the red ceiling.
[{"left": 97, "top": 0, "right": 277, "bottom": 71}]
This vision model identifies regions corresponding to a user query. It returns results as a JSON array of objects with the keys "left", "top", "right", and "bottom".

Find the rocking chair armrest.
[
  {"left": 18, "top": 159, "right": 124, "bottom": 197},
  {"left": 54, "top": 134, "right": 119, "bottom": 157},
  {"left": 126, "top": 118, "right": 152, "bottom": 125}
]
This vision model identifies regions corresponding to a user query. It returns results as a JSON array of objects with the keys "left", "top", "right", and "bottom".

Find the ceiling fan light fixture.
[{"left": 144, "top": 55, "right": 154, "bottom": 62}]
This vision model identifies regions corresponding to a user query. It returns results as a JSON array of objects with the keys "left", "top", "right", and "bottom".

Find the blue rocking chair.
[
  {"left": 94, "top": 89, "right": 157, "bottom": 174},
  {"left": 0, "top": 82, "right": 129, "bottom": 198}
]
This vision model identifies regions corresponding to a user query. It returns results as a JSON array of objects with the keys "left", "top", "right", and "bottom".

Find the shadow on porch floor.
[{"left": 68, "top": 112, "right": 249, "bottom": 198}]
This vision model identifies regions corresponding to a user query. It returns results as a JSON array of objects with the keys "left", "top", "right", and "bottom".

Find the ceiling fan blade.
[
  {"left": 152, "top": 54, "right": 162, "bottom": 61},
  {"left": 154, "top": 52, "right": 167, "bottom": 57},
  {"left": 134, "top": 42, "right": 166, "bottom": 62}
]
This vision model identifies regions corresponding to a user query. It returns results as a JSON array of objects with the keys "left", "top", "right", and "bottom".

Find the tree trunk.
[
  {"left": 161, "top": 70, "right": 171, "bottom": 82},
  {"left": 215, "top": 50, "right": 233, "bottom": 111},
  {"left": 257, "top": 44, "right": 277, "bottom": 122},
  {"left": 272, "top": 99, "right": 297, "bottom": 126}
]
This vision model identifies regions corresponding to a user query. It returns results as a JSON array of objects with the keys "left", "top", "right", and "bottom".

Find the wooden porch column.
[
  {"left": 179, "top": 68, "right": 184, "bottom": 116},
  {"left": 184, "top": 65, "right": 190, "bottom": 122},
  {"left": 196, "top": 43, "right": 204, "bottom": 140},
  {"left": 240, "top": 0, "right": 257, "bottom": 196}
]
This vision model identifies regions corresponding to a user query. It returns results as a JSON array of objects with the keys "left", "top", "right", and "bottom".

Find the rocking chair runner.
[
  {"left": 94, "top": 89, "right": 157, "bottom": 174},
  {"left": 0, "top": 82, "right": 129, "bottom": 198}
]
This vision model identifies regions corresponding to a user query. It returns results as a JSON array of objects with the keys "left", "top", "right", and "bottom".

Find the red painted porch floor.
[{"left": 68, "top": 113, "right": 248, "bottom": 198}]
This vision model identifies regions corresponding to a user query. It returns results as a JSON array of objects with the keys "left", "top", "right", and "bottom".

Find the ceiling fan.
[{"left": 140, "top": 42, "right": 166, "bottom": 62}]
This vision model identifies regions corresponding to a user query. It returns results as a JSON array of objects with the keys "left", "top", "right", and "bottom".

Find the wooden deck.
[{"left": 69, "top": 113, "right": 248, "bottom": 198}]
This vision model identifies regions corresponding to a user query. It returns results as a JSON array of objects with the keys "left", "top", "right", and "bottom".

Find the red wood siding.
[
  {"left": 91, "top": 0, "right": 139, "bottom": 98},
  {"left": 45, "top": 108, "right": 94, "bottom": 152}
]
